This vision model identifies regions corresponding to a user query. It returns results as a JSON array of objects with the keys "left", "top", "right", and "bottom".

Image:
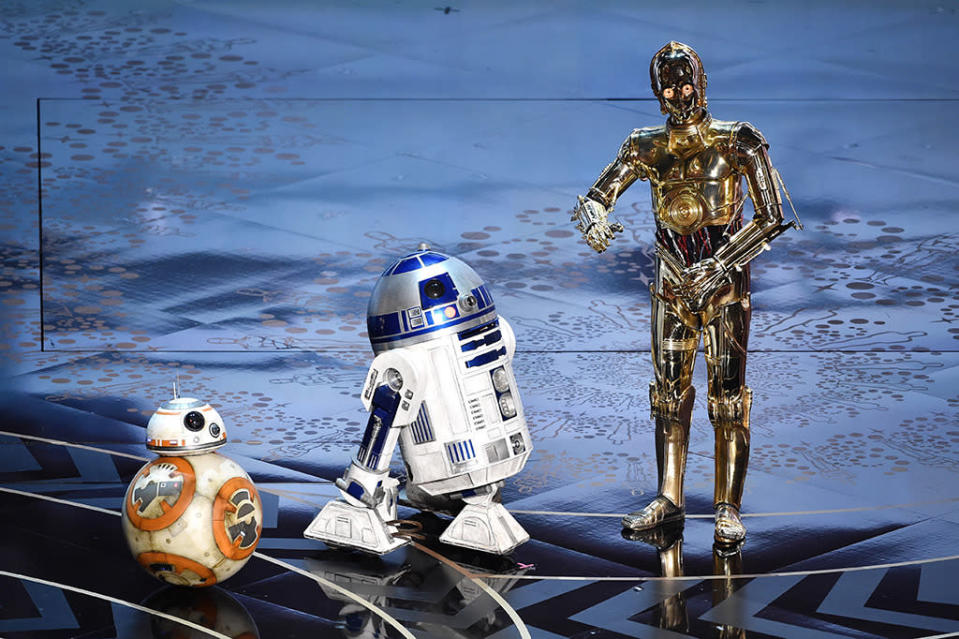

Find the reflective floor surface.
[{"left": 1, "top": 1, "right": 958, "bottom": 637}]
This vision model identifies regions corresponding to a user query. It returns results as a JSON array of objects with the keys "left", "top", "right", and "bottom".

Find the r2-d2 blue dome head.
[{"left": 367, "top": 244, "right": 497, "bottom": 354}]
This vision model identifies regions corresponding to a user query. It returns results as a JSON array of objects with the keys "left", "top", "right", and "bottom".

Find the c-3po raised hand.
[{"left": 571, "top": 41, "right": 800, "bottom": 545}]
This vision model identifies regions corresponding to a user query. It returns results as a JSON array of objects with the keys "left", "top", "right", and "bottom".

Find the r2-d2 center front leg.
[
  {"left": 304, "top": 352, "right": 422, "bottom": 554},
  {"left": 434, "top": 316, "right": 530, "bottom": 555}
]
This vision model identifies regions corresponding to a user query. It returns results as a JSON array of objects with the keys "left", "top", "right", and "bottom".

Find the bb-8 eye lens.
[{"left": 184, "top": 411, "right": 205, "bottom": 432}]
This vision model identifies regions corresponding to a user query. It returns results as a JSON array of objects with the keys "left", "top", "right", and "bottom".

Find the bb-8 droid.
[{"left": 122, "top": 394, "right": 263, "bottom": 587}]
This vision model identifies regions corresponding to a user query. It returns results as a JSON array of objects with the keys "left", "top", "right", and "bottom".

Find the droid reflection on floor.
[
  {"left": 305, "top": 531, "right": 529, "bottom": 639},
  {"left": 624, "top": 524, "right": 747, "bottom": 638},
  {"left": 121, "top": 586, "right": 259, "bottom": 639}
]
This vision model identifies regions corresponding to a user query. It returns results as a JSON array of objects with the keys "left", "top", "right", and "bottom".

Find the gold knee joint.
[
  {"left": 650, "top": 382, "right": 696, "bottom": 422},
  {"left": 707, "top": 387, "right": 752, "bottom": 428}
]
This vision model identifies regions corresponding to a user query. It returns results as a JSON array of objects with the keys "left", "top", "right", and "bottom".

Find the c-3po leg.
[
  {"left": 704, "top": 298, "right": 751, "bottom": 545},
  {"left": 623, "top": 282, "right": 698, "bottom": 530},
  {"left": 710, "top": 388, "right": 751, "bottom": 545}
]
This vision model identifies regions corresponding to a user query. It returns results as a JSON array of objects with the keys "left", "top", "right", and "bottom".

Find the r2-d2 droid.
[{"left": 304, "top": 244, "right": 532, "bottom": 555}]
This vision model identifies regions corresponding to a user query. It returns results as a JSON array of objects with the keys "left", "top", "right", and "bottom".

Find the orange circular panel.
[
  {"left": 125, "top": 456, "right": 196, "bottom": 531},
  {"left": 212, "top": 477, "right": 262, "bottom": 560},
  {"left": 137, "top": 551, "right": 216, "bottom": 587}
]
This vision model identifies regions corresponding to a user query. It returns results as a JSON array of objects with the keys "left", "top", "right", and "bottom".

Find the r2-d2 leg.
[
  {"left": 440, "top": 483, "right": 529, "bottom": 555},
  {"left": 305, "top": 385, "right": 410, "bottom": 555}
]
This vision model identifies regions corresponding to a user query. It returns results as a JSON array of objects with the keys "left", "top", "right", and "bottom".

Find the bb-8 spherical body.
[{"left": 122, "top": 396, "right": 263, "bottom": 587}]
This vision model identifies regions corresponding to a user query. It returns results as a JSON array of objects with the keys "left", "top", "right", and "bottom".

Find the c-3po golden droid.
[{"left": 572, "top": 41, "right": 800, "bottom": 545}]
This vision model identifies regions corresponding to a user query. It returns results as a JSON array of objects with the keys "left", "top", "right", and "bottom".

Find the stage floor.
[{"left": 1, "top": 1, "right": 958, "bottom": 637}]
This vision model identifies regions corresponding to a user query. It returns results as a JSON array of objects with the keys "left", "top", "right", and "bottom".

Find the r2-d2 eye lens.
[
  {"left": 491, "top": 367, "right": 509, "bottom": 393},
  {"left": 184, "top": 411, "right": 205, "bottom": 432},
  {"left": 423, "top": 279, "right": 445, "bottom": 299},
  {"left": 498, "top": 392, "right": 517, "bottom": 419}
]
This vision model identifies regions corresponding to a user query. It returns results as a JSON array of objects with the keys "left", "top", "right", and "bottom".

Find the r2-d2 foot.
[
  {"left": 304, "top": 471, "right": 408, "bottom": 555},
  {"left": 441, "top": 487, "right": 529, "bottom": 554},
  {"left": 304, "top": 501, "right": 407, "bottom": 555}
]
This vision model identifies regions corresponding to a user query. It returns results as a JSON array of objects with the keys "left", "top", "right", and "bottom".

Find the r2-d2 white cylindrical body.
[
  {"left": 385, "top": 316, "right": 531, "bottom": 497},
  {"left": 305, "top": 246, "right": 532, "bottom": 555}
]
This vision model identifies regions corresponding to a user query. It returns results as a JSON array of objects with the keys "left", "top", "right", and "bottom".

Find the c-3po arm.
[
  {"left": 572, "top": 133, "right": 645, "bottom": 253},
  {"left": 682, "top": 123, "right": 801, "bottom": 300}
]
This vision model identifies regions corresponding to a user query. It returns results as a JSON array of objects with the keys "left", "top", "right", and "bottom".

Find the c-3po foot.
[
  {"left": 622, "top": 496, "right": 685, "bottom": 531},
  {"left": 714, "top": 503, "right": 746, "bottom": 546}
]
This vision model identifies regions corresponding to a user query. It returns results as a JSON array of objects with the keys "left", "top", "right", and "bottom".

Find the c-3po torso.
[
  {"left": 622, "top": 120, "right": 747, "bottom": 236},
  {"left": 587, "top": 115, "right": 783, "bottom": 304}
]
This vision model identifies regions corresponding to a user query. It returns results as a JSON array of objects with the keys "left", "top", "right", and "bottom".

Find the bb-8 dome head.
[
  {"left": 147, "top": 396, "right": 227, "bottom": 455},
  {"left": 366, "top": 243, "right": 498, "bottom": 355}
]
